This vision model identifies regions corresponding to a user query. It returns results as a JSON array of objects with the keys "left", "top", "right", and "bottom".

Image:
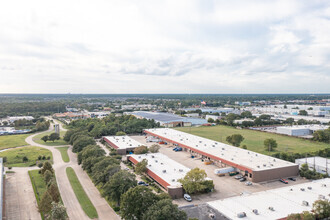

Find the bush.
[
  {"left": 38, "top": 162, "right": 44, "bottom": 168},
  {"left": 8, "top": 167, "right": 12, "bottom": 170},
  {"left": 47, "top": 156, "right": 51, "bottom": 160},
  {"left": 134, "top": 146, "right": 149, "bottom": 154},
  {"left": 38, "top": 155, "right": 42, "bottom": 160},
  {"left": 42, "top": 155, "right": 46, "bottom": 160},
  {"left": 113, "top": 206, "right": 120, "bottom": 212}
]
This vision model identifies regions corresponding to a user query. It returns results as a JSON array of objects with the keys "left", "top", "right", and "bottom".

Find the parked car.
[
  {"left": 239, "top": 177, "right": 247, "bottom": 182},
  {"left": 138, "top": 181, "right": 149, "bottom": 186},
  {"left": 229, "top": 171, "right": 239, "bottom": 176},
  {"left": 288, "top": 177, "right": 296, "bottom": 181},
  {"left": 235, "top": 175, "right": 243, "bottom": 180},
  {"left": 245, "top": 181, "right": 252, "bottom": 186},
  {"left": 184, "top": 194, "right": 192, "bottom": 202},
  {"left": 124, "top": 167, "right": 130, "bottom": 171},
  {"left": 173, "top": 147, "right": 183, "bottom": 152},
  {"left": 279, "top": 178, "right": 288, "bottom": 184}
]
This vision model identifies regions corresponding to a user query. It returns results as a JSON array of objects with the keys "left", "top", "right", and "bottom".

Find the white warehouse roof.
[
  {"left": 130, "top": 153, "right": 191, "bottom": 187},
  {"left": 208, "top": 178, "right": 330, "bottom": 220},
  {"left": 103, "top": 136, "right": 143, "bottom": 149},
  {"left": 144, "top": 128, "right": 296, "bottom": 172},
  {"left": 276, "top": 125, "right": 329, "bottom": 131}
]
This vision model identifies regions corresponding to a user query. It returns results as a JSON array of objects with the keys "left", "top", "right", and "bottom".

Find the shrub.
[{"left": 38, "top": 163, "right": 44, "bottom": 168}]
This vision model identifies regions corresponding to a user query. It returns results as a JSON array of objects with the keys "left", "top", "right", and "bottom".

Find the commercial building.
[
  {"left": 295, "top": 157, "right": 330, "bottom": 176},
  {"left": 103, "top": 136, "right": 143, "bottom": 155},
  {"left": 128, "top": 153, "right": 191, "bottom": 198},
  {"left": 130, "top": 111, "right": 207, "bottom": 127},
  {"left": 208, "top": 178, "right": 330, "bottom": 220},
  {"left": 276, "top": 125, "right": 329, "bottom": 137},
  {"left": 6, "top": 116, "right": 34, "bottom": 124},
  {"left": 205, "top": 115, "right": 222, "bottom": 121},
  {"left": 144, "top": 128, "right": 299, "bottom": 183}
]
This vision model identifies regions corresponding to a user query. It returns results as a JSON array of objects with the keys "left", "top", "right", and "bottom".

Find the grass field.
[
  {"left": 0, "top": 146, "right": 52, "bottom": 167},
  {"left": 66, "top": 167, "right": 98, "bottom": 219},
  {"left": 56, "top": 147, "right": 70, "bottom": 162},
  {"left": 0, "top": 134, "right": 30, "bottom": 150},
  {"left": 29, "top": 169, "right": 47, "bottom": 219},
  {"left": 176, "top": 125, "right": 330, "bottom": 155},
  {"left": 33, "top": 130, "right": 67, "bottom": 146}
]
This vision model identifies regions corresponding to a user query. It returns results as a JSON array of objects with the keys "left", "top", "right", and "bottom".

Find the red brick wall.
[{"left": 103, "top": 137, "right": 119, "bottom": 149}]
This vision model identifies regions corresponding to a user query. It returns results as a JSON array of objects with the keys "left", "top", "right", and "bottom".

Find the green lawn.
[
  {"left": 66, "top": 167, "right": 98, "bottom": 219},
  {"left": 56, "top": 147, "right": 70, "bottom": 162},
  {"left": 176, "top": 125, "right": 330, "bottom": 155},
  {"left": 0, "top": 146, "right": 52, "bottom": 167},
  {"left": 29, "top": 169, "right": 47, "bottom": 219},
  {"left": 0, "top": 134, "right": 30, "bottom": 150},
  {"left": 33, "top": 130, "right": 67, "bottom": 146}
]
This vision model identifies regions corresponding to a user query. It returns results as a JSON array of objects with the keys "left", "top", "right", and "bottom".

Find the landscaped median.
[
  {"left": 33, "top": 130, "right": 68, "bottom": 146},
  {"left": 56, "top": 146, "right": 70, "bottom": 162},
  {"left": 66, "top": 167, "right": 98, "bottom": 219}
]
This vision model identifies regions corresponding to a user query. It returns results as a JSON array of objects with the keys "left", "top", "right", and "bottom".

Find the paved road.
[
  {"left": 5, "top": 168, "right": 41, "bottom": 220},
  {"left": 25, "top": 123, "right": 120, "bottom": 220}
]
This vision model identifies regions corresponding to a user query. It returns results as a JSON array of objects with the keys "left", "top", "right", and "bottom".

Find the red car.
[{"left": 279, "top": 178, "right": 288, "bottom": 184}]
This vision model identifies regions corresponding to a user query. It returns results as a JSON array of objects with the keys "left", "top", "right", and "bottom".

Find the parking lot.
[{"left": 131, "top": 135, "right": 309, "bottom": 206}]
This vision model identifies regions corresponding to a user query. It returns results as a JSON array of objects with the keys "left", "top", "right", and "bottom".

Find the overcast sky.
[{"left": 0, "top": 0, "right": 329, "bottom": 94}]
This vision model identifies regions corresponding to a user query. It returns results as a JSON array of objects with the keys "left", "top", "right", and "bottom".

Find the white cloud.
[{"left": 0, "top": 0, "right": 329, "bottom": 93}]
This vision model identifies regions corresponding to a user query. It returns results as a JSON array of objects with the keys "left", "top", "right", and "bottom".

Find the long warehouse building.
[{"left": 144, "top": 128, "right": 299, "bottom": 183}]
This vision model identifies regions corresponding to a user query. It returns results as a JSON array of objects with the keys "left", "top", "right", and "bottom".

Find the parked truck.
[{"left": 214, "top": 167, "right": 236, "bottom": 176}]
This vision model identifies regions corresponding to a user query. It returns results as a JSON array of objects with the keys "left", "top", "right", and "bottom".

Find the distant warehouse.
[
  {"left": 276, "top": 125, "right": 329, "bottom": 137},
  {"left": 144, "top": 128, "right": 299, "bottom": 183},
  {"left": 128, "top": 111, "right": 207, "bottom": 127},
  {"left": 128, "top": 153, "right": 192, "bottom": 198},
  {"left": 103, "top": 136, "right": 143, "bottom": 155},
  {"left": 295, "top": 157, "right": 330, "bottom": 176}
]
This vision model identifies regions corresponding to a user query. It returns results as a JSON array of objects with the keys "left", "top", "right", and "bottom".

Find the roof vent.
[
  {"left": 222, "top": 148, "right": 225, "bottom": 150},
  {"left": 179, "top": 169, "right": 183, "bottom": 172},
  {"left": 162, "top": 170, "right": 166, "bottom": 173},
  {"left": 209, "top": 213, "right": 215, "bottom": 219},
  {"left": 151, "top": 155, "right": 154, "bottom": 158},
  {"left": 155, "top": 160, "right": 158, "bottom": 163},
  {"left": 268, "top": 207, "right": 275, "bottom": 211},
  {"left": 252, "top": 209, "right": 259, "bottom": 215},
  {"left": 148, "top": 164, "right": 152, "bottom": 167},
  {"left": 161, "top": 163, "right": 163, "bottom": 165},
  {"left": 300, "top": 188, "right": 305, "bottom": 191},
  {"left": 319, "top": 195, "right": 325, "bottom": 199},
  {"left": 215, "top": 142, "right": 218, "bottom": 145},
  {"left": 263, "top": 164, "right": 266, "bottom": 167},
  {"left": 172, "top": 179, "right": 175, "bottom": 182},
  {"left": 273, "top": 159, "right": 276, "bottom": 162},
  {"left": 302, "top": 201, "right": 309, "bottom": 206},
  {"left": 138, "top": 156, "right": 141, "bottom": 158},
  {"left": 307, "top": 187, "right": 312, "bottom": 190},
  {"left": 257, "top": 166, "right": 260, "bottom": 168},
  {"left": 237, "top": 212, "right": 246, "bottom": 218},
  {"left": 321, "top": 184, "right": 327, "bottom": 187}
]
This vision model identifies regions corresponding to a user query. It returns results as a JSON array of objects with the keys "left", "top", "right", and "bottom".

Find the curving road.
[{"left": 24, "top": 121, "right": 120, "bottom": 220}]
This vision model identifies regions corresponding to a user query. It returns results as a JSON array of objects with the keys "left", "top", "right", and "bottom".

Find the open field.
[
  {"left": 66, "top": 167, "right": 98, "bottom": 219},
  {"left": 0, "top": 133, "right": 29, "bottom": 150},
  {"left": 176, "top": 125, "right": 330, "bottom": 155},
  {"left": 56, "top": 146, "right": 70, "bottom": 162},
  {"left": 29, "top": 169, "right": 47, "bottom": 219},
  {"left": 0, "top": 146, "right": 52, "bottom": 167},
  {"left": 33, "top": 130, "right": 67, "bottom": 146}
]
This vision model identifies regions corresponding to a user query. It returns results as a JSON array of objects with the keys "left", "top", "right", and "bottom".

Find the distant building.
[
  {"left": 295, "top": 157, "right": 330, "bottom": 175},
  {"left": 276, "top": 125, "right": 329, "bottom": 137},
  {"left": 205, "top": 115, "right": 222, "bottom": 121},
  {"left": 233, "top": 118, "right": 254, "bottom": 124},
  {"left": 54, "top": 124, "right": 60, "bottom": 135},
  {"left": 6, "top": 116, "right": 34, "bottom": 124},
  {"left": 129, "top": 111, "right": 207, "bottom": 127},
  {"left": 185, "top": 113, "right": 199, "bottom": 117}
]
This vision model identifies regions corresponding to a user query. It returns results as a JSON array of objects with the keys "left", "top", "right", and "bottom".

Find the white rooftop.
[
  {"left": 130, "top": 153, "right": 191, "bottom": 187},
  {"left": 104, "top": 136, "right": 143, "bottom": 149},
  {"left": 208, "top": 178, "right": 330, "bottom": 220},
  {"left": 145, "top": 128, "right": 296, "bottom": 171},
  {"left": 277, "top": 125, "right": 329, "bottom": 131}
]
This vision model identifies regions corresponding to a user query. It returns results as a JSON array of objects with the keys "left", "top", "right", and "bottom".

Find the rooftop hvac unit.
[
  {"left": 204, "top": 144, "right": 207, "bottom": 146},
  {"left": 209, "top": 213, "right": 215, "bottom": 219},
  {"left": 172, "top": 179, "right": 175, "bottom": 182},
  {"left": 138, "top": 156, "right": 141, "bottom": 158},
  {"left": 319, "top": 195, "right": 325, "bottom": 199},
  {"left": 263, "top": 164, "right": 266, "bottom": 167},
  {"left": 215, "top": 142, "right": 218, "bottom": 145},
  {"left": 321, "top": 184, "right": 327, "bottom": 187},
  {"left": 199, "top": 141, "right": 202, "bottom": 143},
  {"left": 162, "top": 170, "right": 166, "bottom": 173},
  {"left": 129, "top": 144, "right": 132, "bottom": 146},
  {"left": 273, "top": 159, "right": 276, "bottom": 162},
  {"left": 248, "top": 152, "right": 250, "bottom": 154},
  {"left": 161, "top": 163, "right": 163, "bottom": 165},
  {"left": 302, "top": 201, "right": 309, "bottom": 206},
  {"left": 148, "top": 165, "right": 152, "bottom": 167},
  {"left": 257, "top": 166, "right": 260, "bottom": 168},
  {"left": 155, "top": 160, "right": 158, "bottom": 163},
  {"left": 222, "top": 148, "right": 225, "bottom": 150},
  {"left": 300, "top": 188, "right": 305, "bottom": 191},
  {"left": 268, "top": 207, "right": 275, "bottom": 211},
  {"left": 237, "top": 212, "right": 246, "bottom": 218},
  {"left": 252, "top": 209, "right": 259, "bottom": 215},
  {"left": 256, "top": 154, "right": 258, "bottom": 156},
  {"left": 307, "top": 187, "right": 312, "bottom": 190},
  {"left": 151, "top": 155, "right": 154, "bottom": 158},
  {"left": 212, "top": 145, "right": 215, "bottom": 147}
]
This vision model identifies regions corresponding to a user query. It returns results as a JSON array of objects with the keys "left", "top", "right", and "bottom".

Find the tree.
[
  {"left": 149, "top": 144, "right": 160, "bottom": 153},
  {"left": 41, "top": 161, "right": 53, "bottom": 174},
  {"left": 49, "top": 133, "right": 60, "bottom": 142},
  {"left": 92, "top": 164, "right": 121, "bottom": 186},
  {"left": 313, "top": 199, "right": 330, "bottom": 219},
  {"left": 78, "top": 144, "right": 105, "bottom": 164},
  {"left": 50, "top": 202, "right": 67, "bottom": 220},
  {"left": 44, "top": 170, "right": 53, "bottom": 185},
  {"left": 72, "top": 136, "right": 96, "bottom": 153},
  {"left": 39, "top": 192, "right": 52, "bottom": 214},
  {"left": 102, "top": 170, "right": 137, "bottom": 206},
  {"left": 299, "top": 110, "right": 308, "bottom": 116},
  {"left": 143, "top": 199, "right": 187, "bottom": 220},
  {"left": 241, "top": 111, "right": 252, "bottom": 118},
  {"left": 134, "top": 146, "right": 149, "bottom": 154},
  {"left": 116, "top": 131, "right": 126, "bottom": 136},
  {"left": 226, "top": 134, "right": 244, "bottom": 147},
  {"left": 207, "top": 118, "right": 214, "bottom": 123},
  {"left": 41, "top": 135, "right": 49, "bottom": 142},
  {"left": 285, "top": 118, "right": 295, "bottom": 125},
  {"left": 22, "top": 156, "right": 28, "bottom": 163},
  {"left": 287, "top": 211, "right": 314, "bottom": 220},
  {"left": 178, "top": 168, "right": 212, "bottom": 194},
  {"left": 135, "top": 159, "right": 148, "bottom": 174},
  {"left": 242, "top": 145, "right": 247, "bottom": 149},
  {"left": 264, "top": 138, "right": 278, "bottom": 151},
  {"left": 120, "top": 186, "right": 159, "bottom": 220},
  {"left": 47, "top": 183, "right": 61, "bottom": 203}
]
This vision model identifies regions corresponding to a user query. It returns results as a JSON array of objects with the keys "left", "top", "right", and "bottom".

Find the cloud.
[{"left": 0, "top": 0, "right": 329, "bottom": 93}]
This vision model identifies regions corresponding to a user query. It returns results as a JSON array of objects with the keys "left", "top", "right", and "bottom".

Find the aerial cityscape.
[{"left": 0, "top": 1, "right": 330, "bottom": 220}]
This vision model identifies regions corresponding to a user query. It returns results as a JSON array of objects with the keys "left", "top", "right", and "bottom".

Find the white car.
[
  {"left": 184, "top": 194, "right": 192, "bottom": 202},
  {"left": 245, "top": 181, "right": 252, "bottom": 186}
]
